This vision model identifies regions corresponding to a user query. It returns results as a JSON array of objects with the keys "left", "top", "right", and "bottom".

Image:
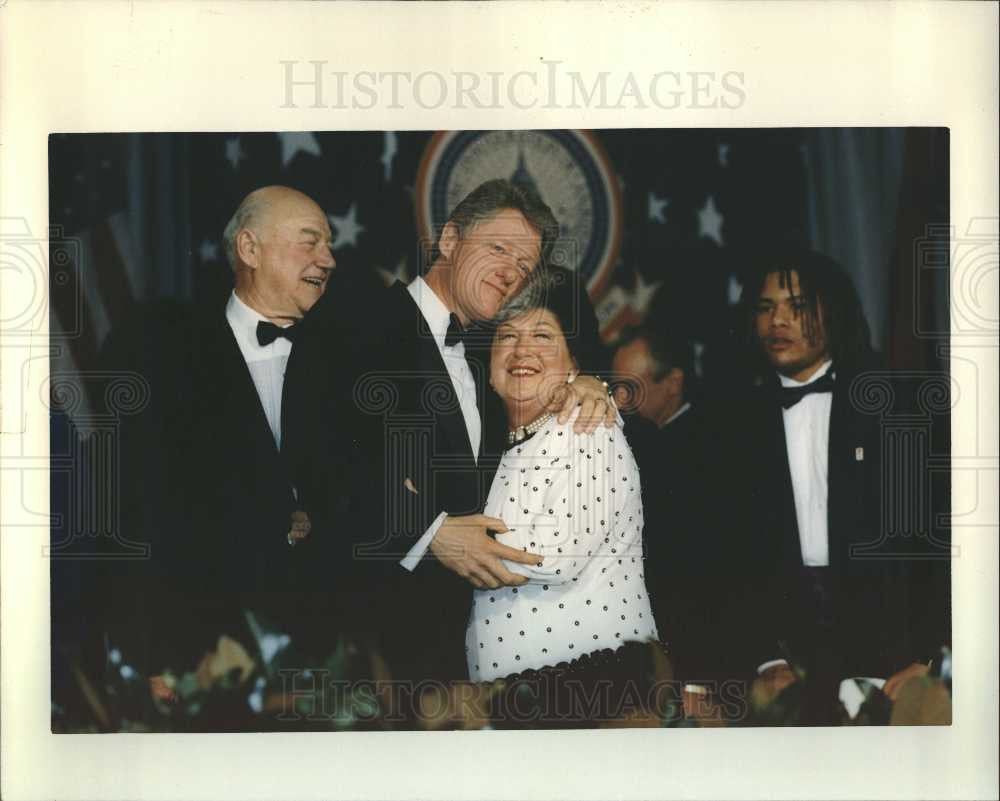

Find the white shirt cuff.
[
  {"left": 757, "top": 659, "right": 789, "bottom": 675},
  {"left": 399, "top": 511, "right": 448, "bottom": 572}
]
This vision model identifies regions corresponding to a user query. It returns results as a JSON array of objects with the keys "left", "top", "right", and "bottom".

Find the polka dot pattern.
[{"left": 466, "top": 419, "right": 658, "bottom": 682}]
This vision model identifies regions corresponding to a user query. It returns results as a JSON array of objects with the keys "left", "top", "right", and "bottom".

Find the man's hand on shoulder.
[
  {"left": 429, "top": 514, "right": 541, "bottom": 589},
  {"left": 554, "top": 374, "right": 617, "bottom": 434}
]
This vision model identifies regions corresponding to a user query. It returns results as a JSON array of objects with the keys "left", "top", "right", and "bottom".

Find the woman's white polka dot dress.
[{"left": 466, "top": 418, "right": 658, "bottom": 682}]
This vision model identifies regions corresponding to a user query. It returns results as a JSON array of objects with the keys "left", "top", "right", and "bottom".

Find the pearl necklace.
[{"left": 508, "top": 412, "right": 555, "bottom": 445}]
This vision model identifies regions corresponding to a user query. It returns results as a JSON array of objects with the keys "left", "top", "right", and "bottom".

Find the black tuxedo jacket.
[
  {"left": 285, "top": 281, "right": 501, "bottom": 681},
  {"left": 727, "top": 360, "right": 946, "bottom": 681},
  {"left": 168, "top": 306, "right": 302, "bottom": 591},
  {"left": 115, "top": 299, "right": 326, "bottom": 671},
  {"left": 626, "top": 406, "right": 734, "bottom": 685}
]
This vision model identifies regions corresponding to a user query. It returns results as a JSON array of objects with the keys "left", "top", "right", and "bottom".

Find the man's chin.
[
  {"left": 766, "top": 351, "right": 801, "bottom": 372},
  {"left": 475, "top": 302, "right": 504, "bottom": 323},
  {"left": 297, "top": 288, "right": 326, "bottom": 307}
]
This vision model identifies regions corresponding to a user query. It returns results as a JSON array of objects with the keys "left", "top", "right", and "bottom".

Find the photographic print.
[
  {"left": 48, "top": 127, "right": 952, "bottom": 733},
  {"left": 2, "top": 3, "right": 995, "bottom": 799}
]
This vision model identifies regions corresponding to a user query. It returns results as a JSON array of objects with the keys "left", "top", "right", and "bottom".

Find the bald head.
[
  {"left": 223, "top": 185, "right": 336, "bottom": 322},
  {"left": 224, "top": 186, "right": 324, "bottom": 270}
]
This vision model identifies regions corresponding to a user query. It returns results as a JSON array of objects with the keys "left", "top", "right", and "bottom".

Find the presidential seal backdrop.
[{"left": 415, "top": 130, "right": 624, "bottom": 309}]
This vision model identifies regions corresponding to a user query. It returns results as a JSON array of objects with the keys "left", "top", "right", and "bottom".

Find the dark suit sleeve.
[
  {"left": 284, "top": 306, "right": 448, "bottom": 585},
  {"left": 702, "top": 391, "right": 792, "bottom": 678},
  {"left": 346, "top": 342, "right": 461, "bottom": 560},
  {"left": 282, "top": 310, "right": 361, "bottom": 571}
]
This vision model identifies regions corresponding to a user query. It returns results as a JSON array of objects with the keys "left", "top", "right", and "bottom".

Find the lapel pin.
[{"left": 855, "top": 447, "right": 864, "bottom": 462}]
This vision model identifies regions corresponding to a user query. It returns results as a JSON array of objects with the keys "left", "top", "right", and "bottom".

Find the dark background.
[
  {"left": 48, "top": 128, "right": 950, "bottom": 713},
  {"left": 48, "top": 129, "right": 950, "bottom": 383}
]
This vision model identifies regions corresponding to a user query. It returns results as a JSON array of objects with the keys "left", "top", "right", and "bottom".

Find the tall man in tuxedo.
[
  {"left": 731, "top": 248, "right": 943, "bottom": 721},
  {"left": 141, "top": 186, "right": 336, "bottom": 681},
  {"left": 286, "top": 179, "right": 617, "bottom": 684}
]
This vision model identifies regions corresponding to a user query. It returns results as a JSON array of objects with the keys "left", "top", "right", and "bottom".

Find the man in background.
[{"left": 612, "top": 324, "right": 729, "bottom": 714}]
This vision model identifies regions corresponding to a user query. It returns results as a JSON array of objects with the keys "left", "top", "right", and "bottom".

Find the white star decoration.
[
  {"left": 718, "top": 143, "right": 730, "bottom": 168},
  {"left": 278, "top": 132, "right": 321, "bottom": 167},
  {"left": 224, "top": 137, "right": 246, "bottom": 170},
  {"left": 381, "top": 132, "right": 398, "bottom": 182},
  {"left": 378, "top": 255, "right": 409, "bottom": 287},
  {"left": 328, "top": 204, "right": 365, "bottom": 249},
  {"left": 698, "top": 195, "right": 724, "bottom": 246},
  {"left": 727, "top": 274, "right": 743, "bottom": 306},
  {"left": 199, "top": 240, "right": 220, "bottom": 263},
  {"left": 630, "top": 271, "right": 663, "bottom": 316},
  {"left": 647, "top": 192, "right": 669, "bottom": 224},
  {"left": 691, "top": 341, "right": 706, "bottom": 378}
]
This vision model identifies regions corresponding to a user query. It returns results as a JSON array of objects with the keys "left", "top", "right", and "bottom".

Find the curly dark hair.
[{"left": 739, "top": 246, "right": 873, "bottom": 374}]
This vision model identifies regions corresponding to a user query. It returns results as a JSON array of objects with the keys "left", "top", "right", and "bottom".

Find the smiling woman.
[
  {"left": 491, "top": 308, "right": 576, "bottom": 429},
  {"left": 466, "top": 270, "right": 662, "bottom": 722}
]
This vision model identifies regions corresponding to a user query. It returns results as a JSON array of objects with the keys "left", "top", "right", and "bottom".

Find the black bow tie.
[
  {"left": 256, "top": 320, "right": 299, "bottom": 347},
  {"left": 445, "top": 314, "right": 469, "bottom": 348},
  {"left": 775, "top": 372, "right": 836, "bottom": 408}
]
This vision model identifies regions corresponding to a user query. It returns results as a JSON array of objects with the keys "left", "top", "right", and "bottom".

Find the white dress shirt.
[
  {"left": 466, "top": 415, "right": 658, "bottom": 681},
  {"left": 399, "top": 277, "right": 482, "bottom": 571},
  {"left": 225, "top": 291, "right": 293, "bottom": 450},
  {"left": 757, "top": 359, "right": 835, "bottom": 675},
  {"left": 406, "top": 277, "right": 481, "bottom": 458},
  {"left": 779, "top": 360, "right": 834, "bottom": 567}
]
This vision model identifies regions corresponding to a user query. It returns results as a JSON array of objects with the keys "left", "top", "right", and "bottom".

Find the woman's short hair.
[{"left": 495, "top": 267, "right": 607, "bottom": 371}]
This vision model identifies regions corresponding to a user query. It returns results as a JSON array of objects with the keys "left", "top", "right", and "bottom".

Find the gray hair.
[
  {"left": 493, "top": 267, "right": 604, "bottom": 372},
  {"left": 222, "top": 194, "right": 267, "bottom": 270},
  {"left": 445, "top": 179, "right": 560, "bottom": 270},
  {"left": 494, "top": 267, "right": 552, "bottom": 324}
]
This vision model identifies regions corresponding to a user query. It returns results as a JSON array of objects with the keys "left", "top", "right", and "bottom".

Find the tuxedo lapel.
[
  {"left": 826, "top": 373, "right": 848, "bottom": 574},
  {"left": 464, "top": 338, "right": 501, "bottom": 466},
  {"left": 166, "top": 302, "right": 300, "bottom": 602},
  {"left": 197, "top": 310, "right": 291, "bottom": 494},
  {"left": 757, "top": 380, "right": 804, "bottom": 569},
  {"left": 418, "top": 337, "right": 478, "bottom": 460},
  {"left": 826, "top": 365, "right": 871, "bottom": 574},
  {"left": 392, "top": 283, "right": 478, "bottom": 463},
  {"left": 775, "top": 407, "right": 805, "bottom": 569},
  {"left": 767, "top": 364, "right": 868, "bottom": 576}
]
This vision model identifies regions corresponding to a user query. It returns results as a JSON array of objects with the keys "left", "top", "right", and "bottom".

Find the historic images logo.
[{"left": 414, "top": 130, "right": 624, "bottom": 306}]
